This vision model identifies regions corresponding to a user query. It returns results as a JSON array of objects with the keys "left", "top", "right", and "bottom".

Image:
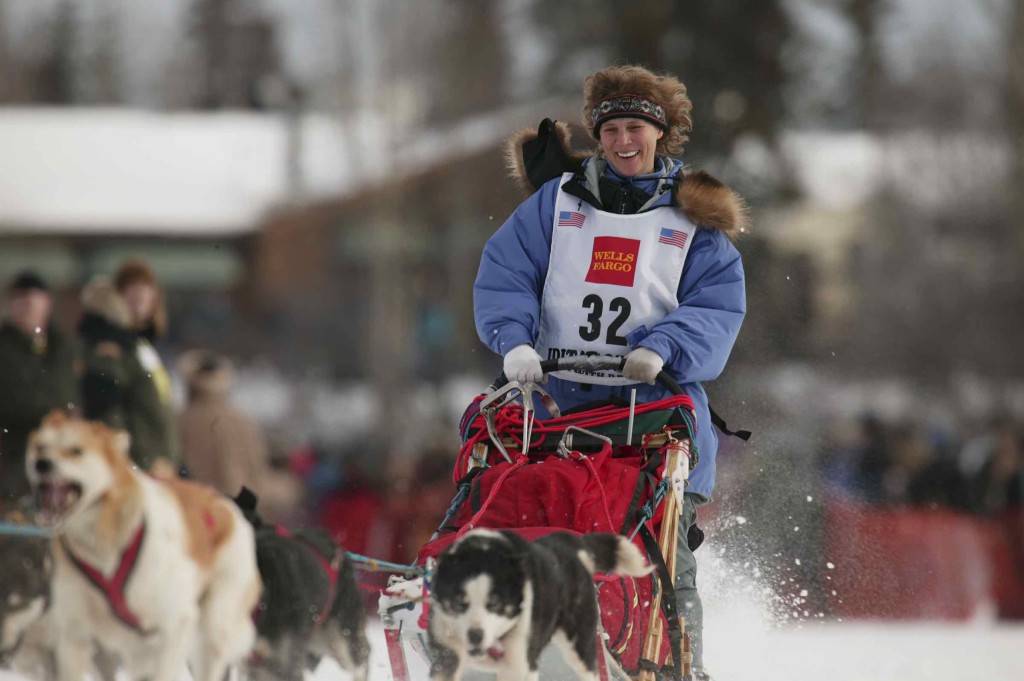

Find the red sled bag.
[{"left": 418, "top": 440, "right": 680, "bottom": 675}]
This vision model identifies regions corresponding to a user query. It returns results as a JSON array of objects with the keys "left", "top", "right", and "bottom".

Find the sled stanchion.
[
  {"left": 638, "top": 443, "right": 682, "bottom": 681},
  {"left": 627, "top": 388, "right": 637, "bottom": 445}
]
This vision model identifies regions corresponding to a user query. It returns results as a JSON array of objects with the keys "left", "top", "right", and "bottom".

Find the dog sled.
[{"left": 379, "top": 355, "right": 698, "bottom": 680}]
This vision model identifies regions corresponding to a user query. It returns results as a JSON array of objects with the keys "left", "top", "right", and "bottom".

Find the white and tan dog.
[{"left": 24, "top": 411, "right": 261, "bottom": 681}]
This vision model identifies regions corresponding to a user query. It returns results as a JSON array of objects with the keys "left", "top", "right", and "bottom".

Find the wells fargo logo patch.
[{"left": 584, "top": 236, "right": 640, "bottom": 287}]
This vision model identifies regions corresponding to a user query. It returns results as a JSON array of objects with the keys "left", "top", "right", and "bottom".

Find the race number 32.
[{"left": 579, "top": 294, "right": 631, "bottom": 345}]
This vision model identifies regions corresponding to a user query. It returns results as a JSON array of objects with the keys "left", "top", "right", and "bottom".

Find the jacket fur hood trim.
[
  {"left": 81, "top": 279, "right": 132, "bottom": 329},
  {"left": 503, "top": 120, "right": 588, "bottom": 196},
  {"left": 676, "top": 171, "right": 749, "bottom": 241},
  {"left": 504, "top": 120, "right": 749, "bottom": 241}
]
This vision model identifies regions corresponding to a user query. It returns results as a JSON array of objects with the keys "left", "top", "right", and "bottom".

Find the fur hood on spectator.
[
  {"left": 503, "top": 119, "right": 749, "bottom": 241},
  {"left": 178, "top": 350, "right": 234, "bottom": 398},
  {"left": 81, "top": 278, "right": 133, "bottom": 330}
]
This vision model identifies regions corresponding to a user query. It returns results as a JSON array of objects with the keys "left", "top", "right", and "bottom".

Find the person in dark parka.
[
  {"left": 0, "top": 271, "right": 78, "bottom": 507},
  {"left": 78, "top": 276, "right": 178, "bottom": 471}
]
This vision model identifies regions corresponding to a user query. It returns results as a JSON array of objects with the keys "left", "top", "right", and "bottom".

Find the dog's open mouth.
[
  {"left": 469, "top": 639, "right": 505, "bottom": 660},
  {"left": 34, "top": 480, "right": 82, "bottom": 521}
]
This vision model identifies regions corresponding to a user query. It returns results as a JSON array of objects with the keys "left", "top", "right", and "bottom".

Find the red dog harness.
[
  {"left": 61, "top": 522, "right": 151, "bottom": 636},
  {"left": 273, "top": 525, "right": 339, "bottom": 627}
]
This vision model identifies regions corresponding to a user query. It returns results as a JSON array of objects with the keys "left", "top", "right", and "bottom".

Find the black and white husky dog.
[
  {"left": 232, "top": 488, "right": 369, "bottom": 681},
  {"left": 428, "top": 529, "right": 651, "bottom": 681}
]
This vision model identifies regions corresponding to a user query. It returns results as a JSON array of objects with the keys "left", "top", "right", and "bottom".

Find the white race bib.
[{"left": 535, "top": 174, "right": 696, "bottom": 385}]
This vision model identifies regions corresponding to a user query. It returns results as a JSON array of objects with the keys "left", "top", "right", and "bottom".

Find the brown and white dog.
[{"left": 24, "top": 411, "right": 261, "bottom": 681}]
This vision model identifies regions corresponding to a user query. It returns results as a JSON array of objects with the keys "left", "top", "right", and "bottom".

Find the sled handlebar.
[{"left": 493, "top": 354, "right": 683, "bottom": 396}]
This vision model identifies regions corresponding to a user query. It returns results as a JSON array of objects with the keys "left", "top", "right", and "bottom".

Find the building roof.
[
  {"left": 0, "top": 100, "right": 577, "bottom": 237},
  {"left": 0, "top": 108, "right": 352, "bottom": 236}
]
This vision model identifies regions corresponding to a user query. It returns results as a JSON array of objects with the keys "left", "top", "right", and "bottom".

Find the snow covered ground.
[
  {"left": 343, "top": 618, "right": 1024, "bottom": 681},
  {"left": 4, "top": 542, "right": 1021, "bottom": 681},
  {"left": 351, "top": 541, "right": 1024, "bottom": 681},
  {"left": 3, "top": 617, "right": 1021, "bottom": 681}
]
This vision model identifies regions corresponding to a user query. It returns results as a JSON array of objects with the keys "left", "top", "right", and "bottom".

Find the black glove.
[{"left": 522, "top": 118, "right": 581, "bottom": 190}]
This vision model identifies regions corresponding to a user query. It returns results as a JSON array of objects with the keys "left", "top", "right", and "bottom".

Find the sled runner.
[{"left": 380, "top": 355, "right": 698, "bottom": 680}]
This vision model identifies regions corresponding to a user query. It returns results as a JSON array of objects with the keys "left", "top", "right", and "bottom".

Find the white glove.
[
  {"left": 622, "top": 347, "right": 664, "bottom": 385},
  {"left": 503, "top": 344, "right": 544, "bottom": 384}
]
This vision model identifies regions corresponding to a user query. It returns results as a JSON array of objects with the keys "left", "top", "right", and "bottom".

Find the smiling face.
[
  {"left": 599, "top": 117, "right": 664, "bottom": 176},
  {"left": 24, "top": 412, "right": 132, "bottom": 527}
]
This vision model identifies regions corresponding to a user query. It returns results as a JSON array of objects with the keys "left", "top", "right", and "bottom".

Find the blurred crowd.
[
  {"left": 819, "top": 414, "right": 1023, "bottom": 516},
  {"left": 0, "top": 262, "right": 456, "bottom": 567},
  {"left": 5, "top": 258, "right": 1021, "bottom": 581},
  {"left": 817, "top": 414, "right": 1024, "bottom": 620},
  {"left": 0, "top": 264, "right": 302, "bottom": 520}
]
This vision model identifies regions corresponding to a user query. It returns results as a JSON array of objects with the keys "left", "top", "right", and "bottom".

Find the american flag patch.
[
  {"left": 558, "top": 211, "right": 586, "bottom": 228},
  {"left": 658, "top": 227, "right": 688, "bottom": 249}
]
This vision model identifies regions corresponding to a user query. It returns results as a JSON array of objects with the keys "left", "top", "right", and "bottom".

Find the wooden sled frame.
[{"left": 637, "top": 438, "right": 693, "bottom": 681}]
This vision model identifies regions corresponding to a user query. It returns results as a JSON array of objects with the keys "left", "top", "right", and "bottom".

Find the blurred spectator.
[
  {"left": 970, "top": 420, "right": 1022, "bottom": 515},
  {"left": 178, "top": 349, "right": 301, "bottom": 521},
  {"left": 384, "top": 443, "right": 457, "bottom": 564},
  {"left": 0, "top": 271, "right": 78, "bottom": 506},
  {"left": 113, "top": 259, "right": 179, "bottom": 465},
  {"left": 879, "top": 424, "right": 966, "bottom": 509},
  {"left": 78, "top": 273, "right": 176, "bottom": 471},
  {"left": 315, "top": 440, "right": 456, "bottom": 566},
  {"left": 821, "top": 414, "right": 886, "bottom": 499},
  {"left": 845, "top": 413, "right": 888, "bottom": 501},
  {"left": 315, "top": 451, "right": 385, "bottom": 557}
]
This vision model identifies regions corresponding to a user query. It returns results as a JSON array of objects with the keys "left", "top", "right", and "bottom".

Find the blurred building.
[
  {"left": 0, "top": 107, "right": 349, "bottom": 345},
  {"left": 251, "top": 97, "right": 577, "bottom": 380}
]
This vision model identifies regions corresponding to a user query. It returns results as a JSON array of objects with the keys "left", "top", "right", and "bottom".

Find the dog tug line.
[{"left": 0, "top": 520, "right": 422, "bottom": 583}]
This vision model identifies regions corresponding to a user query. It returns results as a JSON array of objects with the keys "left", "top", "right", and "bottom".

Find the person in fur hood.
[
  {"left": 474, "top": 64, "right": 748, "bottom": 681},
  {"left": 78, "top": 277, "right": 180, "bottom": 471}
]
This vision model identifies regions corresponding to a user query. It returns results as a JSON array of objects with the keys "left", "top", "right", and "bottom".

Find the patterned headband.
[{"left": 590, "top": 94, "right": 668, "bottom": 136}]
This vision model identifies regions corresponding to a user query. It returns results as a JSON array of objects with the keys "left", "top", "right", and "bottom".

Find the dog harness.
[
  {"left": 274, "top": 525, "right": 340, "bottom": 627},
  {"left": 61, "top": 522, "right": 151, "bottom": 636}
]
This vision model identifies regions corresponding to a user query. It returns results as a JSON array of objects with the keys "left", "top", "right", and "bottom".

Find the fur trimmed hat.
[{"left": 582, "top": 65, "right": 693, "bottom": 157}]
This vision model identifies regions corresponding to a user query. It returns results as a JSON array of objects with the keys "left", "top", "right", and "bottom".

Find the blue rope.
[
  {"left": 345, "top": 551, "right": 424, "bottom": 576},
  {"left": 429, "top": 480, "right": 473, "bottom": 542},
  {"left": 629, "top": 479, "right": 667, "bottom": 540},
  {"left": 0, "top": 521, "right": 50, "bottom": 538}
]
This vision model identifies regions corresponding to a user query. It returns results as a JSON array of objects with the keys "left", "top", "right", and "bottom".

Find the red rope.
[
  {"left": 455, "top": 395, "right": 694, "bottom": 482},
  {"left": 571, "top": 449, "right": 618, "bottom": 534},
  {"left": 455, "top": 454, "right": 529, "bottom": 538}
]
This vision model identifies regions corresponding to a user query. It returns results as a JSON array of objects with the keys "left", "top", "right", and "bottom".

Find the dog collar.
[{"left": 61, "top": 521, "right": 152, "bottom": 636}]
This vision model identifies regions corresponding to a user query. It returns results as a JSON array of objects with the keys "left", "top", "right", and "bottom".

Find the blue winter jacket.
[{"left": 474, "top": 156, "right": 746, "bottom": 498}]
